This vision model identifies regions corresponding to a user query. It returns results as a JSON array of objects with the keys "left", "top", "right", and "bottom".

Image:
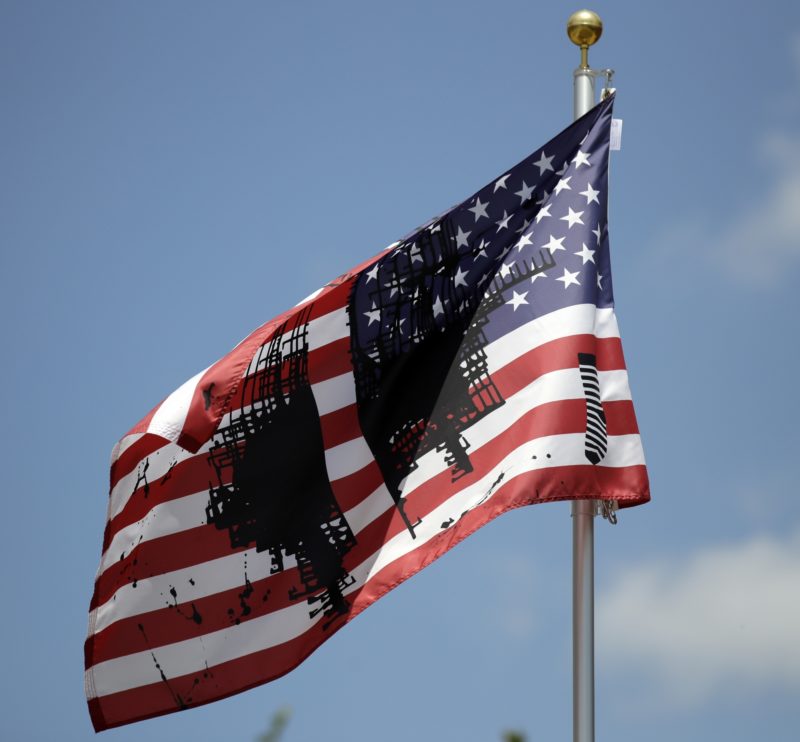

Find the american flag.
[{"left": 85, "top": 95, "right": 648, "bottom": 731}]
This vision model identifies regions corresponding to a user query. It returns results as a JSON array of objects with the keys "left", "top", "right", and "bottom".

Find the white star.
[
  {"left": 592, "top": 223, "right": 602, "bottom": 244},
  {"left": 409, "top": 243, "right": 423, "bottom": 263},
  {"left": 580, "top": 182, "right": 600, "bottom": 204},
  {"left": 575, "top": 243, "right": 595, "bottom": 264},
  {"left": 365, "top": 264, "right": 379, "bottom": 283},
  {"left": 554, "top": 176, "right": 572, "bottom": 195},
  {"left": 430, "top": 222, "right": 441, "bottom": 233},
  {"left": 455, "top": 226, "right": 472, "bottom": 248},
  {"left": 555, "top": 161, "right": 569, "bottom": 176},
  {"left": 474, "top": 239, "right": 489, "bottom": 260},
  {"left": 573, "top": 150, "right": 591, "bottom": 168},
  {"left": 495, "top": 210, "right": 512, "bottom": 232},
  {"left": 535, "top": 203, "right": 552, "bottom": 223},
  {"left": 468, "top": 196, "right": 490, "bottom": 222},
  {"left": 506, "top": 290, "right": 529, "bottom": 311},
  {"left": 533, "top": 151, "right": 554, "bottom": 174},
  {"left": 597, "top": 273, "right": 603, "bottom": 289},
  {"left": 499, "top": 262, "right": 513, "bottom": 279},
  {"left": 542, "top": 235, "right": 566, "bottom": 253},
  {"left": 364, "top": 302, "right": 381, "bottom": 325},
  {"left": 561, "top": 207, "right": 584, "bottom": 228},
  {"left": 535, "top": 190, "right": 550, "bottom": 206},
  {"left": 514, "top": 181, "right": 535, "bottom": 203},
  {"left": 516, "top": 217, "right": 532, "bottom": 234},
  {"left": 557, "top": 268, "right": 581, "bottom": 288},
  {"left": 494, "top": 173, "right": 511, "bottom": 191},
  {"left": 515, "top": 233, "right": 533, "bottom": 251},
  {"left": 531, "top": 271, "right": 547, "bottom": 284},
  {"left": 454, "top": 266, "right": 469, "bottom": 288},
  {"left": 432, "top": 296, "right": 444, "bottom": 317}
]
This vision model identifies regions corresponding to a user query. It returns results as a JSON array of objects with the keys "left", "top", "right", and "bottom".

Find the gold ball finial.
[{"left": 567, "top": 9, "right": 603, "bottom": 48}]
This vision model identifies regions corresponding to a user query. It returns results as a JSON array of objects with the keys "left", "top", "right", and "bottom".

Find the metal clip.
[
  {"left": 600, "top": 68, "right": 615, "bottom": 99},
  {"left": 599, "top": 499, "right": 618, "bottom": 524}
]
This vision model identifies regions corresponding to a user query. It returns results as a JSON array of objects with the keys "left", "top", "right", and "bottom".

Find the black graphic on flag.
[
  {"left": 578, "top": 352, "right": 607, "bottom": 464},
  {"left": 206, "top": 307, "right": 356, "bottom": 626},
  {"left": 349, "top": 216, "right": 555, "bottom": 536}
]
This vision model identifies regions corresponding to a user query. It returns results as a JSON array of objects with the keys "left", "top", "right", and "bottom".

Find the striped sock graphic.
[{"left": 578, "top": 352, "right": 607, "bottom": 464}]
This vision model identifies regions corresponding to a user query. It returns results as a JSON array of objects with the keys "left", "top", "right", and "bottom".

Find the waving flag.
[{"left": 85, "top": 95, "right": 648, "bottom": 731}]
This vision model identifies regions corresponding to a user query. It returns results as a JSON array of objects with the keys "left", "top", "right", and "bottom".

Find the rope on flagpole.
[{"left": 566, "top": 10, "right": 604, "bottom": 742}]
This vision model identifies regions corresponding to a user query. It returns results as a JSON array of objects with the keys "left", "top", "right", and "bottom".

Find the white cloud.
[
  {"left": 710, "top": 33, "right": 800, "bottom": 284},
  {"left": 714, "top": 132, "right": 800, "bottom": 285},
  {"left": 647, "top": 35, "right": 800, "bottom": 287},
  {"left": 597, "top": 529, "right": 800, "bottom": 705}
]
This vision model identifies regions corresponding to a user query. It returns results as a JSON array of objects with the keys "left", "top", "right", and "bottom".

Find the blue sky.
[{"left": 2, "top": 1, "right": 799, "bottom": 740}]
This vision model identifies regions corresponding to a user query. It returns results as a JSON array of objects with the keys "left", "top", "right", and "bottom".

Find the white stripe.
[
  {"left": 295, "top": 287, "right": 324, "bottom": 306},
  {"left": 307, "top": 307, "right": 349, "bottom": 350},
  {"left": 147, "top": 367, "right": 209, "bottom": 443},
  {"left": 89, "top": 584, "right": 317, "bottom": 698},
  {"left": 99, "top": 490, "right": 210, "bottom": 576},
  {"left": 101, "top": 308, "right": 631, "bottom": 567},
  {"left": 107, "top": 439, "right": 212, "bottom": 522},
  {"left": 88, "top": 430, "right": 646, "bottom": 698},
  {"left": 243, "top": 307, "right": 348, "bottom": 377},
  {"left": 111, "top": 433, "right": 143, "bottom": 466},
  {"left": 486, "top": 304, "right": 619, "bottom": 375},
  {"left": 102, "top": 367, "right": 358, "bottom": 561},
  {"left": 91, "top": 546, "right": 298, "bottom": 643},
  {"left": 341, "top": 369, "right": 633, "bottom": 536},
  {"left": 93, "top": 363, "right": 634, "bottom": 628},
  {"left": 360, "top": 433, "right": 644, "bottom": 586},
  {"left": 311, "top": 372, "right": 356, "bottom": 416},
  {"left": 324, "top": 437, "right": 374, "bottom": 481},
  {"left": 106, "top": 303, "right": 617, "bottom": 513},
  {"left": 101, "top": 364, "right": 630, "bottom": 570}
]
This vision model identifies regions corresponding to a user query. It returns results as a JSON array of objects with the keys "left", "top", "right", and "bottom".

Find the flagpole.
[{"left": 567, "top": 10, "right": 603, "bottom": 742}]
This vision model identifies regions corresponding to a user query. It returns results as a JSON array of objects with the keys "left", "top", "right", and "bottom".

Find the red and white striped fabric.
[{"left": 85, "top": 98, "right": 649, "bottom": 731}]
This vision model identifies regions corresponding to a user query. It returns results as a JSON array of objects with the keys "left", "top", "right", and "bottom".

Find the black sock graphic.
[{"left": 578, "top": 352, "right": 607, "bottom": 465}]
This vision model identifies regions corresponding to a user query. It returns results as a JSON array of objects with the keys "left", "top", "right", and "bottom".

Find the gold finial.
[{"left": 567, "top": 10, "right": 603, "bottom": 69}]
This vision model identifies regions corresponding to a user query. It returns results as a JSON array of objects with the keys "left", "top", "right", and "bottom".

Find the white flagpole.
[{"left": 566, "top": 10, "right": 604, "bottom": 742}]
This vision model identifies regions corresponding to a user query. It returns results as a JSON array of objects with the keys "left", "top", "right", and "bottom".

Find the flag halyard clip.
[
  {"left": 599, "top": 498, "right": 618, "bottom": 524},
  {"left": 599, "top": 69, "right": 615, "bottom": 100}
]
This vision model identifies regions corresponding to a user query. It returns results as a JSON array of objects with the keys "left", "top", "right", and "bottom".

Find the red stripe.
[
  {"left": 329, "top": 460, "right": 384, "bottom": 511},
  {"left": 308, "top": 337, "right": 353, "bottom": 384},
  {"left": 91, "top": 398, "right": 639, "bottom": 615},
  {"left": 87, "top": 567, "right": 302, "bottom": 666},
  {"left": 105, "top": 332, "right": 627, "bottom": 547},
  {"left": 103, "top": 340, "right": 354, "bottom": 552},
  {"left": 88, "top": 463, "right": 648, "bottom": 732},
  {"left": 109, "top": 434, "right": 169, "bottom": 493},
  {"left": 137, "top": 281, "right": 356, "bottom": 453},
  {"left": 318, "top": 403, "right": 362, "bottom": 449},
  {"left": 92, "top": 526, "right": 247, "bottom": 610},
  {"left": 104, "top": 450, "right": 218, "bottom": 554},
  {"left": 100, "top": 406, "right": 367, "bottom": 560},
  {"left": 491, "top": 334, "right": 625, "bottom": 399}
]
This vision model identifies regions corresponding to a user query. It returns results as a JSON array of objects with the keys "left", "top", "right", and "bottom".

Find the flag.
[{"left": 85, "top": 95, "right": 649, "bottom": 731}]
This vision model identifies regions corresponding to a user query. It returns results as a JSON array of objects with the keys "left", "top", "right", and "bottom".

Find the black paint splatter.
[
  {"left": 206, "top": 307, "right": 356, "bottom": 628},
  {"left": 133, "top": 458, "right": 150, "bottom": 498},
  {"left": 137, "top": 623, "right": 186, "bottom": 710},
  {"left": 160, "top": 459, "right": 177, "bottom": 485},
  {"left": 488, "top": 471, "right": 505, "bottom": 493},
  {"left": 202, "top": 383, "right": 215, "bottom": 410},
  {"left": 164, "top": 585, "right": 204, "bottom": 625}
]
